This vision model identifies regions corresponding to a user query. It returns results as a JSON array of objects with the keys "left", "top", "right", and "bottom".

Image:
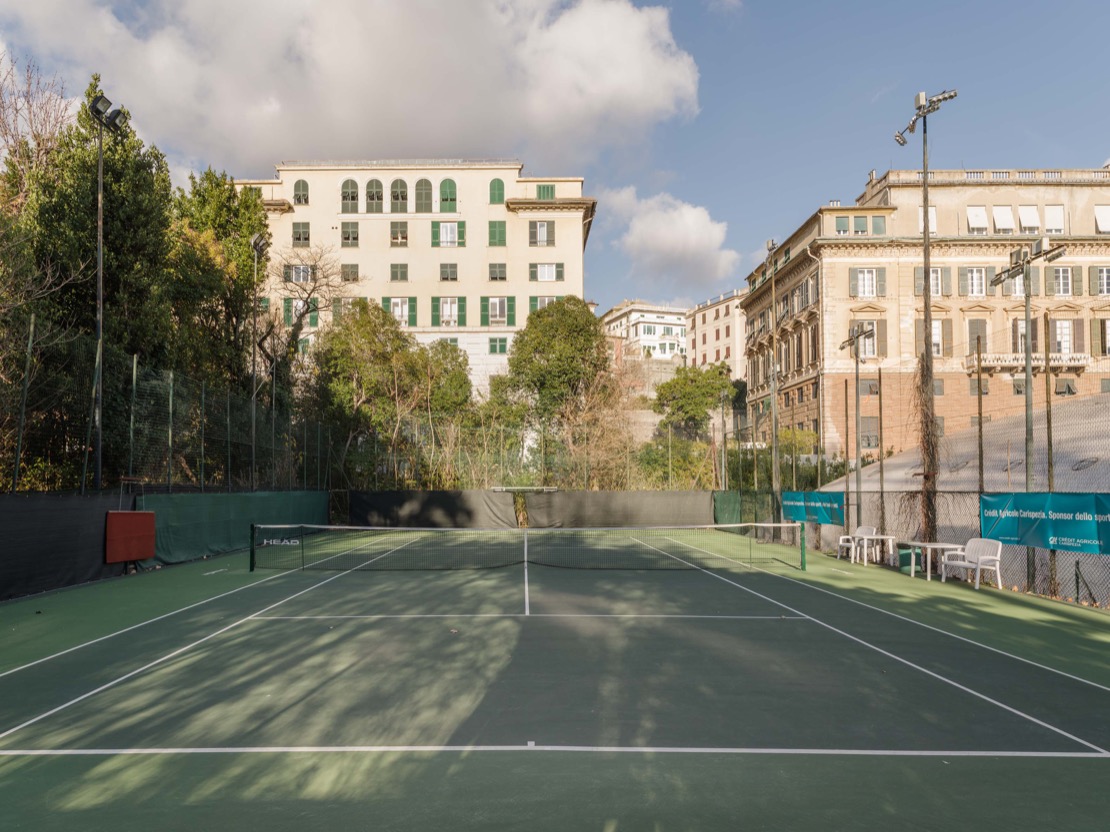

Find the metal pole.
[
  {"left": 226, "top": 388, "right": 231, "bottom": 492},
  {"left": 251, "top": 246, "right": 258, "bottom": 492},
  {"left": 976, "top": 336, "right": 984, "bottom": 494},
  {"left": 128, "top": 354, "right": 137, "bottom": 479},
  {"left": 12, "top": 313, "right": 34, "bottom": 493},
  {"left": 919, "top": 111, "right": 937, "bottom": 543},
  {"left": 95, "top": 120, "right": 104, "bottom": 492},
  {"left": 200, "top": 380, "right": 206, "bottom": 492},
  {"left": 1045, "top": 309, "right": 1057, "bottom": 596},
  {"left": 271, "top": 363, "right": 277, "bottom": 488},
  {"left": 769, "top": 256, "right": 781, "bottom": 525},
  {"left": 1024, "top": 260, "right": 1034, "bottom": 590},
  {"left": 167, "top": 370, "right": 173, "bottom": 492},
  {"left": 853, "top": 333, "right": 862, "bottom": 529},
  {"left": 843, "top": 378, "right": 850, "bottom": 532},
  {"left": 878, "top": 367, "right": 886, "bottom": 535}
]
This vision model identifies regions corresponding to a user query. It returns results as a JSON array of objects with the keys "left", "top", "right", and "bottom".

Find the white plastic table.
[
  {"left": 854, "top": 533, "right": 897, "bottom": 565},
  {"left": 901, "top": 541, "right": 964, "bottom": 580}
]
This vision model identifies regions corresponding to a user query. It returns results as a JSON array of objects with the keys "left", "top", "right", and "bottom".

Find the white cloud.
[
  {"left": 0, "top": 0, "right": 698, "bottom": 181},
  {"left": 600, "top": 185, "right": 740, "bottom": 292}
]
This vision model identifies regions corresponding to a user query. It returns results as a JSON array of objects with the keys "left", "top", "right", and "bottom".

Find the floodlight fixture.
[
  {"left": 105, "top": 108, "right": 127, "bottom": 132},
  {"left": 894, "top": 132, "right": 908, "bottom": 146},
  {"left": 1043, "top": 244, "right": 1066, "bottom": 263},
  {"left": 765, "top": 238, "right": 776, "bottom": 252},
  {"left": 929, "top": 89, "right": 958, "bottom": 106},
  {"left": 90, "top": 94, "right": 111, "bottom": 117},
  {"left": 251, "top": 233, "right": 269, "bottom": 256}
]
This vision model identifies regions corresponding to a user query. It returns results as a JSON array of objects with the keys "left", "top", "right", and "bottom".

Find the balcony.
[{"left": 962, "top": 352, "right": 1091, "bottom": 375}]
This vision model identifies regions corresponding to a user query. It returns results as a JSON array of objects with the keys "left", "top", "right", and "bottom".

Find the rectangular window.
[
  {"left": 390, "top": 264, "right": 408, "bottom": 282},
  {"left": 1054, "top": 267, "right": 1072, "bottom": 296},
  {"left": 439, "top": 297, "right": 459, "bottom": 326},
  {"left": 860, "top": 417, "right": 879, "bottom": 449},
  {"left": 928, "top": 267, "right": 942, "bottom": 297},
  {"left": 931, "top": 320, "right": 943, "bottom": 357},
  {"left": 934, "top": 379, "right": 945, "bottom": 396},
  {"left": 970, "top": 377, "right": 989, "bottom": 396},
  {"left": 286, "top": 264, "right": 312, "bottom": 283},
  {"left": 858, "top": 379, "right": 880, "bottom": 396},
  {"left": 489, "top": 221, "right": 506, "bottom": 247},
  {"left": 871, "top": 216, "right": 886, "bottom": 235},
  {"left": 1045, "top": 205, "right": 1065, "bottom": 235},
  {"left": 1012, "top": 270, "right": 1025, "bottom": 297},
  {"left": 531, "top": 263, "right": 564, "bottom": 282},
  {"left": 489, "top": 337, "right": 508, "bottom": 354},
  {"left": 489, "top": 263, "right": 507, "bottom": 281},
  {"left": 341, "top": 221, "right": 359, "bottom": 247},
  {"left": 292, "top": 222, "right": 309, "bottom": 247},
  {"left": 857, "top": 268, "right": 876, "bottom": 297},
  {"left": 992, "top": 206, "right": 1015, "bottom": 234},
  {"left": 390, "top": 297, "right": 409, "bottom": 325},
  {"left": 1054, "top": 319, "right": 1073, "bottom": 354},
  {"left": 390, "top": 221, "right": 408, "bottom": 247},
  {"left": 529, "top": 220, "right": 555, "bottom": 246},
  {"left": 1018, "top": 205, "right": 1040, "bottom": 234},
  {"left": 967, "top": 267, "right": 986, "bottom": 297},
  {"left": 1055, "top": 377, "right": 1078, "bottom": 396},
  {"left": 1102, "top": 378, "right": 1110, "bottom": 394},
  {"left": 440, "top": 263, "right": 458, "bottom": 282},
  {"left": 856, "top": 321, "right": 877, "bottom": 358},
  {"left": 1099, "top": 267, "right": 1110, "bottom": 295},
  {"left": 536, "top": 184, "right": 555, "bottom": 200},
  {"left": 489, "top": 296, "right": 508, "bottom": 324},
  {"left": 835, "top": 216, "right": 849, "bottom": 235},
  {"left": 966, "top": 206, "right": 988, "bottom": 234},
  {"left": 341, "top": 264, "right": 359, "bottom": 283},
  {"left": 440, "top": 222, "right": 458, "bottom": 248},
  {"left": 1015, "top": 319, "right": 1030, "bottom": 353},
  {"left": 853, "top": 216, "right": 867, "bottom": 235},
  {"left": 1014, "top": 379, "right": 1026, "bottom": 396},
  {"left": 534, "top": 296, "right": 557, "bottom": 311},
  {"left": 643, "top": 324, "right": 657, "bottom": 335}
]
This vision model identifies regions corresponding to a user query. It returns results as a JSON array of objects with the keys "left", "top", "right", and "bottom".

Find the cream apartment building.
[
  {"left": 601, "top": 300, "right": 688, "bottom": 362},
  {"left": 687, "top": 288, "right": 748, "bottom": 378},
  {"left": 741, "top": 168, "right": 1110, "bottom": 458},
  {"left": 237, "top": 159, "right": 596, "bottom": 392}
]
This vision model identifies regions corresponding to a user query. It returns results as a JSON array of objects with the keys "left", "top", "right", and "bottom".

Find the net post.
[
  {"left": 300, "top": 525, "right": 306, "bottom": 571},
  {"left": 249, "top": 523, "right": 256, "bottom": 572},
  {"left": 798, "top": 522, "right": 806, "bottom": 571}
]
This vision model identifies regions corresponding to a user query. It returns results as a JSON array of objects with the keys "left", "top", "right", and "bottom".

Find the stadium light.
[
  {"left": 88, "top": 90, "right": 127, "bottom": 492},
  {"left": 991, "top": 237, "right": 1065, "bottom": 588},
  {"left": 893, "top": 88, "right": 957, "bottom": 543}
]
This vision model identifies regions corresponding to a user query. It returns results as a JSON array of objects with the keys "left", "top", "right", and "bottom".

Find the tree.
[
  {"left": 652, "top": 362, "right": 734, "bottom": 439},
  {"left": 507, "top": 296, "right": 609, "bottom": 424}
]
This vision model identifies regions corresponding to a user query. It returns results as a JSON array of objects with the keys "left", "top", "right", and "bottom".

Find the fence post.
[
  {"left": 127, "top": 354, "right": 137, "bottom": 480},
  {"left": 878, "top": 367, "right": 886, "bottom": 535},
  {"left": 200, "top": 380, "right": 206, "bottom": 492},
  {"left": 226, "top": 388, "right": 231, "bottom": 492},
  {"left": 271, "top": 369, "right": 277, "bottom": 489},
  {"left": 167, "top": 370, "right": 174, "bottom": 492},
  {"left": 976, "top": 337, "right": 984, "bottom": 495},
  {"left": 11, "top": 313, "right": 35, "bottom": 493},
  {"left": 317, "top": 422, "right": 322, "bottom": 490},
  {"left": 80, "top": 340, "right": 102, "bottom": 495},
  {"left": 843, "top": 379, "right": 849, "bottom": 532},
  {"left": 1044, "top": 311, "right": 1057, "bottom": 596}
]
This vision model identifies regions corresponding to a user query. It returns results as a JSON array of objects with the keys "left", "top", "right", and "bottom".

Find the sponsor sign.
[
  {"left": 782, "top": 491, "right": 845, "bottom": 526},
  {"left": 980, "top": 493, "right": 1110, "bottom": 555}
]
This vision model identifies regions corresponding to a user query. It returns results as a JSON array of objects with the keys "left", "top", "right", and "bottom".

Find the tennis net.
[{"left": 250, "top": 522, "right": 805, "bottom": 572}]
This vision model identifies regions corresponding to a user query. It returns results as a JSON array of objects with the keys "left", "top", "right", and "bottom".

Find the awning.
[
  {"left": 1045, "top": 204, "right": 1065, "bottom": 232},
  {"left": 966, "top": 206, "right": 989, "bottom": 230},
  {"left": 992, "top": 206, "right": 1015, "bottom": 231},
  {"left": 918, "top": 206, "right": 937, "bottom": 233},
  {"left": 1094, "top": 205, "right": 1110, "bottom": 233},
  {"left": 1018, "top": 205, "right": 1040, "bottom": 230}
]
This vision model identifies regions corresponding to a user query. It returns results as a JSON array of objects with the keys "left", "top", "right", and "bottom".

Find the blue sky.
[{"left": 2, "top": 0, "right": 1109, "bottom": 312}]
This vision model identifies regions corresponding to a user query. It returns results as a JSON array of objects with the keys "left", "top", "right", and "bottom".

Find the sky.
[{"left": 2, "top": 0, "right": 1109, "bottom": 314}]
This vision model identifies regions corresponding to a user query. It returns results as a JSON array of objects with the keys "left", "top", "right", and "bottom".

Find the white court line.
[
  {"left": 0, "top": 744, "right": 1104, "bottom": 759},
  {"left": 638, "top": 537, "right": 1108, "bottom": 755},
  {"left": 0, "top": 539, "right": 420, "bottom": 743},
  {"left": 0, "top": 567, "right": 291, "bottom": 680},
  {"left": 252, "top": 613, "right": 805, "bottom": 621},
  {"left": 202, "top": 569, "right": 228, "bottom": 576},
  {"left": 523, "top": 531, "right": 530, "bottom": 616}
]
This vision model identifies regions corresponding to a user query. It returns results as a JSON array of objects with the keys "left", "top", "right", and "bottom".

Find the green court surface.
[{"left": 1, "top": 542, "right": 1107, "bottom": 831}]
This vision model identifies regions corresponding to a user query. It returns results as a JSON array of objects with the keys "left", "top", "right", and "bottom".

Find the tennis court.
[{"left": 1, "top": 524, "right": 1107, "bottom": 830}]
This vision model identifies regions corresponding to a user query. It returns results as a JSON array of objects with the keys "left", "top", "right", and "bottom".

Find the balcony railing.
[{"left": 962, "top": 352, "right": 1091, "bottom": 374}]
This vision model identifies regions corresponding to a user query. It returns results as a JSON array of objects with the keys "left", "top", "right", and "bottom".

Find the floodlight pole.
[
  {"left": 250, "top": 234, "right": 268, "bottom": 492},
  {"left": 895, "top": 89, "right": 956, "bottom": 542},
  {"left": 766, "top": 240, "right": 781, "bottom": 525},
  {"left": 841, "top": 324, "right": 874, "bottom": 529}
]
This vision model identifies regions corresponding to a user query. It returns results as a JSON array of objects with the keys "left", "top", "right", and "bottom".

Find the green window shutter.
[
  {"left": 480, "top": 296, "right": 490, "bottom": 326},
  {"left": 1075, "top": 319, "right": 1085, "bottom": 353},
  {"left": 431, "top": 221, "right": 440, "bottom": 247},
  {"left": 529, "top": 222, "right": 537, "bottom": 246},
  {"left": 556, "top": 263, "right": 564, "bottom": 281},
  {"left": 490, "top": 179, "right": 504, "bottom": 204},
  {"left": 550, "top": 223, "right": 556, "bottom": 246},
  {"left": 835, "top": 216, "right": 849, "bottom": 234},
  {"left": 1073, "top": 267, "right": 1084, "bottom": 296},
  {"left": 914, "top": 319, "right": 924, "bottom": 355},
  {"left": 1090, "top": 266, "right": 1100, "bottom": 296},
  {"left": 848, "top": 268, "right": 858, "bottom": 297},
  {"left": 439, "top": 179, "right": 456, "bottom": 212},
  {"left": 309, "top": 298, "right": 318, "bottom": 327},
  {"left": 408, "top": 298, "right": 417, "bottom": 327},
  {"left": 283, "top": 298, "right": 293, "bottom": 325},
  {"left": 457, "top": 297, "right": 467, "bottom": 326},
  {"left": 1002, "top": 274, "right": 1012, "bottom": 296},
  {"left": 458, "top": 221, "right": 466, "bottom": 247},
  {"left": 1029, "top": 266, "right": 1040, "bottom": 296},
  {"left": 969, "top": 319, "right": 987, "bottom": 352},
  {"left": 958, "top": 267, "right": 968, "bottom": 296},
  {"left": 1092, "top": 319, "right": 1104, "bottom": 356},
  {"left": 1045, "top": 266, "right": 1056, "bottom": 297},
  {"left": 382, "top": 297, "right": 390, "bottom": 312},
  {"left": 986, "top": 266, "right": 997, "bottom": 295},
  {"left": 537, "top": 184, "right": 554, "bottom": 200},
  {"left": 876, "top": 267, "right": 886, "bottom": 297},
  {"left": 489, "top": 221, "right": 504, "bottom": 246},
  {"left": 259, "top": 297, "right": 270, "bottom": 312},
  {"left": 529, "top": 264, "right": 538, "bottom": 281},
  {"left": 529, "top": 296, "right": 538, "bottom": 313},
  {"left": 283, "top": 264, "right": 292, "bottom": 282},
  {"left": 942, "top": 319, "right": 953, "bottom": 357},
  {"left": 914, "top": 267, "right": 923, "bottom": 296},
  {"left": 507, "top": 296, "right": 516, "bottom": 326},
  {"left": 876, "top": 320, "right": 888, "bottom": 357},
  {"left": 872, "top": 216, "right": 886, "bottom": 235},
  {"left": 332, "top": 298, "right": 343, "bottom": 321},
  {"left": 431, "top": 297, "right": 441, "bottom": 327},
  {"left": 942, "top": 267, "right": 952, "bottom": 296}
]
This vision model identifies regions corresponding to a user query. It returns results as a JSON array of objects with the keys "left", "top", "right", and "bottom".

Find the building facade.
[
  {"left": 236, "top": 159, "right": 596, "bottom": 392},
  {"left": 687, "top": 288, "right": 748, "bottom": 378},
  {"left": 740, "top": 167, "right": 1110, "bottom": 458},
  {"left": 600, "top": 299, "right": 688, "bottom": 362}
]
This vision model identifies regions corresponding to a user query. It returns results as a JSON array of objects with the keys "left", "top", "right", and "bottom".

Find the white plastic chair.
[
  {"left": 837, "top": 526, "right": 876, "bottom": 564},
  {"left": 940, "top": 538, "right": 1003, "bottom": 589}
]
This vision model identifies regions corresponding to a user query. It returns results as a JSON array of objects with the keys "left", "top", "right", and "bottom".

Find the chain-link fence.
[{"left": 4, "top": 336, "right": 331, "bottom": 494}]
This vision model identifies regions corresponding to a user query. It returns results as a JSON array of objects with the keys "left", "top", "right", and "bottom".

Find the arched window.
[
  {"left": 340, "top": 179, "right": 358, "bottom": 213},
  {"left": 415, "top": 179, "right": 432, "bottom": 213},
  {"left": 391, "top": 179, "right": 408, "bottom": 213},
  {"left": 366, "top": 179, "right": 383, "bottom": 213},
  {"left": 439, "top": 179, "right": 457, "bottom": 212},
  {"left": 489, "top": 178, "right": 504, "bottom": 205},
  {"left": 293, "top": 179, "right": 309, "bottom": 205}
]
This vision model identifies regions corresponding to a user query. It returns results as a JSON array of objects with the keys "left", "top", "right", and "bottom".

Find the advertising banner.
[
  {"left": 783, "top": 491, "right": 845, "bottom": 525},
  {"left": 980, "top": 493, "right": 1110, "bottom": 555}
]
